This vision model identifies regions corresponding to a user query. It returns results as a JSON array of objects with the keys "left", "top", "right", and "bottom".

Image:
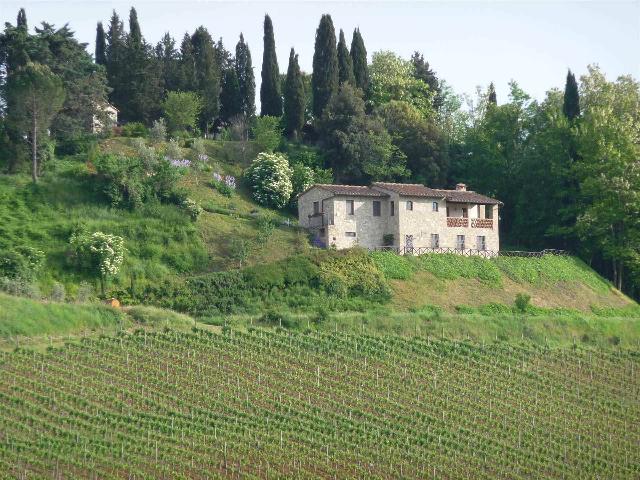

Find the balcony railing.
[
  {"left": 447, "top": 217, "right": 494, "bottom": 229},
  {"left": 471, "top": 218, "right": 494, "bottom": 229},
  {"left": 447, "top": 217, "right": 468, "bottom": 228},
  {"left": 308, "top": 212, "right": 326, "bottom": 228}
]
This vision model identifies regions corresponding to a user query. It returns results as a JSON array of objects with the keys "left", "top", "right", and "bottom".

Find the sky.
[{"left": 2, "top": 0, "right": 638, "bottom": 104}]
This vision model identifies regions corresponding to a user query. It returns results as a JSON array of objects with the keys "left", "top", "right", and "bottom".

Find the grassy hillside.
[{"left": 1, "top": 328, "right": 638, "bottom": 478}]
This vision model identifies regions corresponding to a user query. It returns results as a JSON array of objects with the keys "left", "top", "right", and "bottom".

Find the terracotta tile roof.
[
  {"left": 312, "top": 184, "right": 389, "bottom": 197},
  {"left": 432, "top": 189, "right": 502, "bottom": 205},
  {"left": 372, "top": 182, "right": 443, "bottom": 197}
]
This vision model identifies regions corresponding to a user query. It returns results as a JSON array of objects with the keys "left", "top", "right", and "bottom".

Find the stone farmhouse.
[{"left": 297, "top": 182, "right": 502, "bottom": 252}]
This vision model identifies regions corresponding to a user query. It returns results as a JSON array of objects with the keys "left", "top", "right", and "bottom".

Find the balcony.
[
  {"left": 447, "top": 217, "right": 494, "bottom": 229},
  {"left": 309, "top": 212, "right": 335, "bottom": 229}
]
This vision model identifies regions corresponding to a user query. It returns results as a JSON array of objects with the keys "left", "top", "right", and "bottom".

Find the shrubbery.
[
  {"left": 245, "top": 152, "right": 293, "bottom": 208},
  {"left": 370, "top": 251, "right": 414, "bottom": 280},
  {"left": 122, "top": 122, "right": 148, "bottom": 138}
]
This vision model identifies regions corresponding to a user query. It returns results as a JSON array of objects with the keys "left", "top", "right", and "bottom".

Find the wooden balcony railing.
[{"left": 447, "top": 217, "right": 494, "bottom": 229}]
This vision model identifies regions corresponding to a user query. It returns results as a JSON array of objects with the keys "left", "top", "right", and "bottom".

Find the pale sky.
[{"left": 2, "top": 0, "right": 638, "bottom": 104}]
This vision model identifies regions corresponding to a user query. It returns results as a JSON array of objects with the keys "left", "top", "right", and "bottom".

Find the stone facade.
[{"left": 298, "top": 183, "right": 501, "bottom": 252}]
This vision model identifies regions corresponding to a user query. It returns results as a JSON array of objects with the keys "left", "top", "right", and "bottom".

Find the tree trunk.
[{"left": 31, "top": 110, "right": 38, "bottom": 183}]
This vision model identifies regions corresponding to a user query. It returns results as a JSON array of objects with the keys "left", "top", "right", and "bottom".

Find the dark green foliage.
[
  {"left": 220, "top": 68, "right": 242, "bottom": 122},
  {"left": 16, "top": 8, "right": 27, "bottom": 29},
  {"left": 411, "top": 51, "right": 442, "bottom": 110},
  {"left": 312, "top": 15, "right": 339, "bottom": 117},
  {"left": 95, "top": 22, "right": 107, "bottom": 65},
  {"left": 317, "top": 83, "right": 407, "bottom": 183},
  {"left": 514, "top": 293, "right": 531, "bottom": 313},
  {"left": 106, "top": 11, "right": 127, "bottom": 117},
  {"left": 235, "top": 33, "right": 255, "bottom": 118},
  {"left": 350, "top": 28, "right": 369, "bottom": 95},
  {"left": 93, "top": 153, "right": 182, "bottom": 209},
  {"left": 258, "top": 310, "right": 295, "bottom": 328},
  {"left": 563, "top": 69, "right": 580, "bottom": 121},
  {"left": 191, "top": 26, "right": 221, "bottom": 132},
  {"left": 155, "top": 32, "right": 180, "bottom": 93},
  {"left": 260, "top": 15, "right": 282, "bottom": 117},
  {"left": 337, "top": 29, "right": 355, "bottom": 86},
  {"left": 128, "top": 7, "right": 142, "bottom": 47},
  {"left": 488, "top": 82, "right": 497, "bottom": 105},
  {"left": 178, "top": 33, "right": 196, "bottom": 91},
  {"left": 121, "top": 122, "right": 148, "bottom": 137},
  {"left": 283, "top": 48, "right": 305, "bottom": 138}
]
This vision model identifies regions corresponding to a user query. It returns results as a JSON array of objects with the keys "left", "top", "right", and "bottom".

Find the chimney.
[{"left": 455, "top": 183, "right": 467, "bottom": 191}]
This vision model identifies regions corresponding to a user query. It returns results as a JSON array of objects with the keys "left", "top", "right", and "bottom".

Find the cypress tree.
[
  {"left": 179, "top": 33, "right": 196, "bottom": 91},
  {"left": 312, "top": 14, "right": 338, "bottom": 117},
  {"left": 17, "top": 8, "right": 27, "bottom": 29},
  {"left": 156, "top": 33, "right": 180, "bottom": 93},
  {"left": 106, "top": 10, "right": 126, "bottom": 113},
  {"left": 563, "top": 69, "right": 580, "bottom": 121},
  {"left": 95, "top": 22, "right": 107, "bottom": 65},
  {"left": 260, "top": 14, "right": 282, "bottom": 116},
  {"left": 191, "top": 26, "right": 221, "bottom": 131},
  {"left": 128, "top": 7, "right": 142, "bottom": 48},
  {"left": 411, "top": 51, "right": 442, "bottom": 110},
  {"left": 284, "top": 48, "right": 305, "bottom": 139},
  {"left": 488, "top": 82, "right": 497, "bottom": 105},
  {"left": 337, "top": 29, "right": 355, "bottom": 86},
  {"left": 350, "top": 28, "right": 368, "bottom": 95},
  {"left": 220, "top": 68, "right": 242, "bottom": 122},
  {"left": 235, "top": 33, "right": 255, "bottom": 118}
]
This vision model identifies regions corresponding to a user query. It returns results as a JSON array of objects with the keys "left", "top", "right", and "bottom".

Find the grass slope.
[{"left": 1, "top": 328, "right": 638, "bottom": 478}]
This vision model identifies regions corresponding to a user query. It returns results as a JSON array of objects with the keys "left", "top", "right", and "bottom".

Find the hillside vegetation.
[{"left": 1, "top": 328, "right": 638, "bottom": 478}]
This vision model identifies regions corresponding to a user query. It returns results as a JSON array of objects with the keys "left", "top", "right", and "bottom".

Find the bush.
[
  {"left": 149, "top": 118, "right": 167, "bottom": 142},
  {"left": 182, "top": 198, "right": 202, "bottom": 222},
  {"left": 50, "top": 282, "right": 66, "bottom": 302},
  {"left": 515, "top": 293, "right": 531, "bottom": 313},
  {"left": 210, "top": 179, "right": 234, "bottom": 197},
  {"left": 245, "top": 152, "right": 293, "bottom": 208},
  {"left": 0, "top": 246, "right": 45, "bottom": 280},
  {"left": 122, "top": 122, "right": 148, "bottom": 138},
  {"left": 251, "top": 116, "right": 282, "bottom": 152},
  {"left": 257, "top": 310, "right": 295, "bottom": 328},
  {"left": 318, "top": 249, "right": 390, "bottom": 299}
]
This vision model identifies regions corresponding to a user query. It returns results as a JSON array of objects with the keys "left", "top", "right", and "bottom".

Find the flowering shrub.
[
  {"left": 245, "top": 152, "right": 293, "bottom": 209},
  {"left": 170, "top": 158, "right": 191, "bottom": 168},
  {"left": 224, "top": 176, "right": 236, "bottom": 189},
  {"left": 70, "top": 230, "right": 125, "bottom": 294},
  {"left": 211, "top": 172, "right": 236, "bottom": 197},
  {"left": 182, "top": 198, "right": 203, "bottom": 221}
]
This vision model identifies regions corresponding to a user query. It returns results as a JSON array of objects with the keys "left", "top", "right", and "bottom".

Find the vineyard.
[{"left": 0, "top": 328, "right": 639, "bottom": 479}]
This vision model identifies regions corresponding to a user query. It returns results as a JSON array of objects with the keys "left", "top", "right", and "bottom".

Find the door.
[{"left": 405, "top": 234, "right": 414, "bottom": 254}]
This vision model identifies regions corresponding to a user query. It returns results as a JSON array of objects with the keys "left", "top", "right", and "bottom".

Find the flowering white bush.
[
  {"left": 245, "top": 152, "right": 293, "bottom": 209},
  {"left": 70, "top": 231, "right": 125, "bottom": 290},
  {"left": 182, "top": 198, "right": 203, "bottom": 221}
]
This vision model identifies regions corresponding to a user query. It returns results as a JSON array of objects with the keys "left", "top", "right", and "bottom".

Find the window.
[
  {"left": 313, "top": 201, "right": 320, "bottom": 214},
  {"left": 462, "top": 207, "right": 468, "bottom": 218},
  {"left": 390, "top": 201, "right": 395, "bottom": 216},
  {"left": 485, "top": 206, "right": 493, "bottom": 219},
  {"left": 346, "top": 200, "right": 354, "bottom": 215},
  {"left": 446, "top": 206, "right": 450, "bottom": 217},
  {"left": 456, "top": 235, "right": 465, "bottom": 250},
  {"left": 432, "top": 201, "right": 439, "bottom": 212},
  {"left": 477, "top": 235, "right": 486, "bottom": 251},
  {"left": 373, "top": 201, "right": 381, "bottom": 216},
  {"left": 345, "top": 232, "right": 356, "bottom": 237},
  {"left": 431, "top": 234, "right": 440, "bottom": 248},
  {"left": 406, "top": 201, "right": 413, "bottom": 211}
]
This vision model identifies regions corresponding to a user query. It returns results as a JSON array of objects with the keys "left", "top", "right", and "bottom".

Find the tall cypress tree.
[
  {"left": 106, "top": 10, "right": 126, "bottom": 113},
  {"left": 178, "top": 33, "right": 196, "bottom": 91},
  {"left": 235, "top": 33, "right": 255, "bottom": 118},
  {"left": 312, "top": 14, "right": 338, "bottom": 117},
  {"left": 128, "top": 7, "right": 142, "bottom": 48},
  {"left": 155, "top": 32, "right": 179, "bottom": 93},
  {"left": 191, "top": 26, "right": 221, "bottom": 132},
  {"left": 220, "top": 68, "right": 242, "bottom": 122},
  {"left": 337, "top": 29, "right": 354, "bottom": 86},
  {"left": 16, "top": 8, "right": 27, "bottom": 29},
  {"left": 488, "top": 82, "right": 497, "bottom": 105},
  {"left": 284, "top": 48, "right": 305, "bottom": 139},
  {"left": 563, "top": 69, "right": 580, "bottom": 121},
  {"left": 95, "top": 22, "right": 107, "bottom": 65},
  {"left": 260, "top": 14, "right": 282, "bottom": 116},
  {"left": 350, "top": 28, "right": 368, "bottom": 95}
]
